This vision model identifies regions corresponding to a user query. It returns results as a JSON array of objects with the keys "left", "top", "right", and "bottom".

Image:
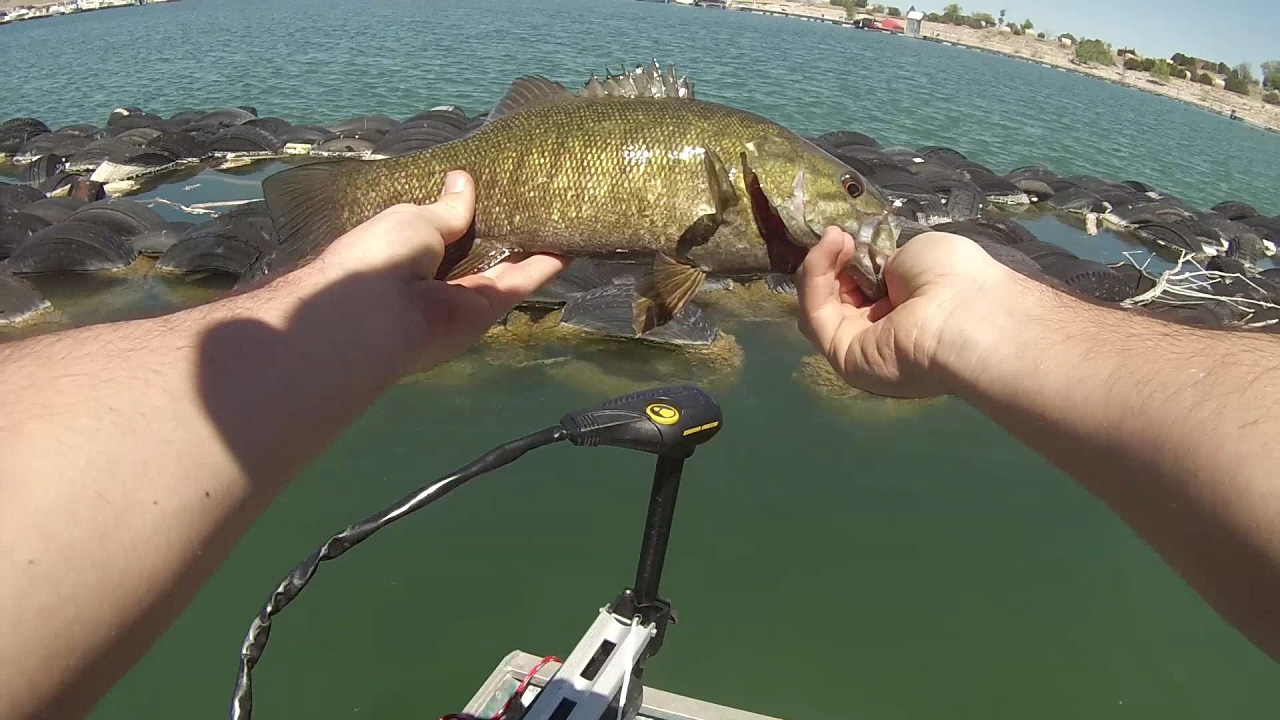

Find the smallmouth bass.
[{"left": 261, "top": 71, "right": 899, "bottom": 335}]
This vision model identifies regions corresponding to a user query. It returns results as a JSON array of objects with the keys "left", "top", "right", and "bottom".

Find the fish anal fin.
[
  {"left": 487, "top": 77, "right": 571, "bottom": 123},
  {"left": 443, "top": 237, "right": 514, "bottom": 281},
  {"left": 632, "top": 252, "right": 707, "bottom": 335}
]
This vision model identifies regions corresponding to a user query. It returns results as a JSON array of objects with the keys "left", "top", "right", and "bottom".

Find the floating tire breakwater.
[{"left": 3, "top": 69, "right": 1280, "bottom": 342}]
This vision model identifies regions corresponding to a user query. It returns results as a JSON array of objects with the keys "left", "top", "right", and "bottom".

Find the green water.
[{"left": 2, "top": 0, "right": 1279, "bottom": 717}]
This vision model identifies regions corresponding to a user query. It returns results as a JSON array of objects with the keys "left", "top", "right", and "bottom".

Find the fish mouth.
[{"left": 846, "top": 212, "right": 900, "bottom": 300}]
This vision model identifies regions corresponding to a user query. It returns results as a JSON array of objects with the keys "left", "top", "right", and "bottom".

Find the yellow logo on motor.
[{"left": 646, "top": 403, "right": 680, "bottom": 425}]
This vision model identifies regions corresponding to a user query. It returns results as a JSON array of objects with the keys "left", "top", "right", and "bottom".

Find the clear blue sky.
[{"left": 914, "top": 0, "right": 1274, "bottom": 72}]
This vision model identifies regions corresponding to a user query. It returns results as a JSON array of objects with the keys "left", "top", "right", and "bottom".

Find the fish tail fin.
[{"left": 261, "top": 158, "right": 368, "bottom": 266}]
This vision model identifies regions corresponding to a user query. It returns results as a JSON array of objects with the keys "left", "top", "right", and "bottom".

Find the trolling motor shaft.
[
  {"left": 511, "top": 387, "right": 723, "bottom": 720},
  {"left": 228, "top": 385, "right": 722, "bottom": 720}
]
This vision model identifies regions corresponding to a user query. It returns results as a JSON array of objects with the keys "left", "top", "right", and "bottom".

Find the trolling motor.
[{"left": 229, "top": 385, "right": 724, "bottom": 720}]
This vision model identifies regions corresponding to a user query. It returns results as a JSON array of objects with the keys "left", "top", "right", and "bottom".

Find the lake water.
[{"left": 2, "top": 0, "right": 1279, "bottom": 718}]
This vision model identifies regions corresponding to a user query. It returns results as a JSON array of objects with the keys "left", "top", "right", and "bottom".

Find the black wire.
[{"left": 229, "top": 425, "right": 570, "bottom": 720}]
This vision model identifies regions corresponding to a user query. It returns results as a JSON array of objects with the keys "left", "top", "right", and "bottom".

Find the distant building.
[
  {"left": 1059, "top": 36, "right": 1074, "bottom": 47},
  {"left": 1117, "top": 48, "right": 1140, "bottom": 60},
  {"left": 905, "top": 6, "right": 925, "bottom": 38}
]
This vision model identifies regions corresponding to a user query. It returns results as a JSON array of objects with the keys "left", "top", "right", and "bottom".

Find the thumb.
[{"left": 417, "top": 170, "right": 476, "bottom": 245}]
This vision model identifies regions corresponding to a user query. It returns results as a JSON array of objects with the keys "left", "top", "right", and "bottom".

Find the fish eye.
[{"left": 841, "top": 174, "right": 864, "bottom": 198}]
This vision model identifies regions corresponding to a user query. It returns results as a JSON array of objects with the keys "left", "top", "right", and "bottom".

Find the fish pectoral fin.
[
  {"left": 702, "top": 147, "right": 737, "bottom": 217},
  {"left": 487, "top": 76, "right": 572, "bottom": 123},
  {"left": 443, "top": 237, "right": 515, "bottom": 281},
  {"left": 632, "top": 252, "right": 707, "bottom": 336}
]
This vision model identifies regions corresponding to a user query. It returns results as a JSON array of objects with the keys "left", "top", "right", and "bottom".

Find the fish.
[{"left": 260, "top": 62, "right": 899, "bottom": 335}]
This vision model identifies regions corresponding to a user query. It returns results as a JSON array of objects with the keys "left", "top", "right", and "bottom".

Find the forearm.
[
  {"left": 0, "top": 267, "right": 411, "bottom": 719},
  {"left": 949, "top": 272, "right": 1280, "bottom": 660}
]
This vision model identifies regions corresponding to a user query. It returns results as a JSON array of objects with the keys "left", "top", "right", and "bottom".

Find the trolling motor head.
[
  {"left": 559, "top": 385, "right": 722, "bottom": 458},
  {"left": 229, "top": 385, "right": 723, "bottom": 720}
]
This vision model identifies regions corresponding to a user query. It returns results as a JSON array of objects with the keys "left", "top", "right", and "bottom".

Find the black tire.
[
  {"left": 1211, "top": 200, "right": 1257, "bottom": 221},
  {"left": 1048, "top": 187, "right": 1107, "bottom": 213},
  {"left": 130, "top": 221, "right": 194, "bottom": 256},
  {"left": 1011, "top": 177, "right": 1054, "bottom": 201},
  {"left": 1108, "top": 262, "right": 1157, "bottom": 296},
  {"left": 205, "top": 125, "right": 286, "bottom": 154},
  {"left": 65, "top": 199, "right": 169, "bottom": 239},
  {"left": 185, "top": 108, "right": 257, "bottom": 131},
  {"left": 6, "top": 221, "right": 137, "bottom": 273},
  {"left": 1013, "top": 239, "right": 1076, "bottom": 263},
  {"left": 278, "top": 125, "right": 334, "bottom": 145},
  {"left": 66, "top": 138, "right": 137, "bottom": 171},
  {"left": 106, "top": 107, "right": 148, "bottom": 126},
  {"left": 146, "top": 131, "right": 209, "bottom": 159},
  {"left": 54, "top": 124, "right": 99, "bottom": 138},
  {"left": 974, "top": 241, "right": 1044, "bottom": 277},
  {"left": 1133, "top": 221, "right": 1200, "bottom": 252},
  {"left": 167, "top": 109, "right": 207, "bottom": 125},
  {"left": 1119, "top": 179, "right": 1158, "bottom": 194},
  {"left": 326, "top": 127, "right": 387, "bottom": 143},
  {"left": 817, "top": 130, "right": 882, "bottom": 150},
  {"left": 116, "top": 128, "right": 164, "bottom": 147},
  {"left": 405, "top": 108, "right": 469, "bottom": 130},
  {"left": 314, "top": 137, "right": 375, "bottom": 154},
  {"left": 20, "top": 197, "right": 86, "bottom": 224},
  {"left": 1038, "top": 257, "right": 1133, "bottom": 302},
  {"left": 973, "top": 174, "right": 1025, "bottom": 200},
  {"left": 2, "top": 117, "right": 50, "bottom": 134},
  {"left": 560, "top": 281, "right": 716, "bottom": 345},
  {"left": 1238, "top": 215, "right": 1280, "bottom": 242},
  {"left": 0, "top": 271, "right": 49, "bottom": 325},
  {"left": 327, "top": 115, "right": 401, "bottom": 134},
  {"left": 1094, "top": 188, "right": 1142, "bottom": 207},
  {"left": 1106, "top": 201, "right": 1191, "bottom": 226},
  {"left": 155, "top": 232, "right": 263, "bottom": 277},
  {"left": 917, "top": 146, "right": 967, "bottom": 165},
  {"left": 38, "top": 171, "right": 85, "bottom": 196},
  {"left": 929, "top": 220, "right": 1011, "bottom": 246},
  {"left": 0, "top": 209, "right": 51, "bottom": 260},
  {"left": 119, "top": 147, "right": 181, "bottom": 169},
  {"left": 109, "top": 113, "right": 164, "bottom": 131},
  {"left": 394, "top": 118, "right": 466, "bottom": 136},
  {"left": 1005, "top": 165, "right": 1059, "bottom": 184},
  {"left": 17, "top": 154, "right": 65, "bottom": 188},
  {"left": 0, "top": 183, "right": 47, "bottom": 212},
  {"left": 243, "top": 117, "right": 295, "bottom": 137},
  {"left": 1063, "top": 175, "right": 1113, "bottom": 192}
]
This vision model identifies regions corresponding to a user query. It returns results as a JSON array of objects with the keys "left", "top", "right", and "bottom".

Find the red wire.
[
  {"left": 439, "top": 655, "right": 562, "bottom": 720},
  {"left": 495, "top": 655, "right": 563, "bottom": 720}
]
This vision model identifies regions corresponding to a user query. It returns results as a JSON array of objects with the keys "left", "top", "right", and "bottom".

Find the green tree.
[
  {"left": 1075, "top": 38, "right": 1116, "bottom": 66},
  {"left": 998, "top": 8, "right": 1006, "bottom": 25},
  {"left": 1198, "top": 72, "right": 1215, "bottom": 86},
  {"left": 1123, "top": 57, "right": 1143, "bottom": 71},
  {"left": 1036, "top": 31, "right": 1045, "bottom": 39},
  {"left": 1020, "top": 18, "right": 1033, "bottom": 31},
  {"left": 1150, "top": 59, "right": 1171, "bottom": 81},
  {"left": 1235, "top": 63, "right": 1256, "bottom": 84},
  {"left": 887, "top": 6, "right": 902, "bottom": 16},
  {"left": 942, "top": 3, "right": 962, "bottom": 17},
  {"left": 972, "top": 11, "right": 995, "bottom": 25},
  {"left": 1264, "top": 91, "right": 1279, "bottom": 105},
  {"left": 1261, "top": 61, "right": 1280, "bottom": 90},
  {"left": 1217, "top": 61, "right": 1230, "bottom": 75},
  {"left": 925, "top": 11, "right": 941, "bottom": 20},
  {"left": 1225, "top": 74, "right": 1251, "bottom": 95}
]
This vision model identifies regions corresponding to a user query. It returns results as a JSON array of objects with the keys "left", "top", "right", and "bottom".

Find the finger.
[
  {"left": 421, "top": 170, "right": 476, "bottom": 245},
  {"left": 797, "top": 228, "right": 867, "bottom": 349},
  {"left": 447, "top": 253, "right": 570, "bottom": 317}
]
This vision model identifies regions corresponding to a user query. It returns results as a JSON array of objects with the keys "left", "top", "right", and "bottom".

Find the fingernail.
[{"left": 440, "top": 170, "right": 467, "bottom": 197}]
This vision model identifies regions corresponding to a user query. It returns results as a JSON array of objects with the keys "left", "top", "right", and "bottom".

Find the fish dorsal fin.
[
  {"left": 487, "top": 76, "right": 571, "bottom": 123},
  {"left": 578, "top": 60, "right": 695, "bottom": 99}
]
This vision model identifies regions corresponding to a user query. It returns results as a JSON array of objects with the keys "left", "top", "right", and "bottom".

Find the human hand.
[
  {"left": 296, "top": 170, "right": 568, "bottom": 374},
  {"left": 796, "top": 228, "right": 1013, "bottom": 398}
]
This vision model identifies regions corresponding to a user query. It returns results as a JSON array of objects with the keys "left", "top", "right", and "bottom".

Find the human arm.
[
  {"left": 796, "top": 228, "right": 1280, "bottom": 662},
  {"left": 0, "top": 171, "right": 568, "bottom": 720}
]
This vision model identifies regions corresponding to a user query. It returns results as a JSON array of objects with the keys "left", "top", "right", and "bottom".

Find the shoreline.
[{"left": 726, "top": 1, "right": 1280, "bottom": 135}]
